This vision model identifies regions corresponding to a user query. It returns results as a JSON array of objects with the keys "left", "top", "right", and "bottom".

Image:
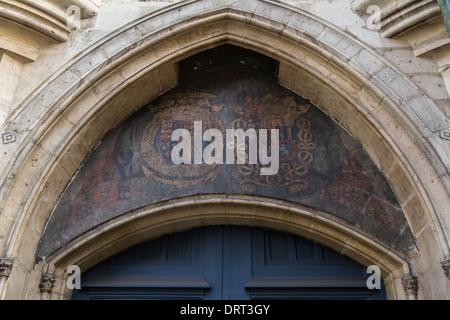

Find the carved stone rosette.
[
  {"left": 401, "top": 275, "right": 419, "bottom": 300},
  {"left": 0, "top": 258, "right": 14, "bottom": 278},
  {"left": 39, "top": 273, "right": 56, "bottom": 300},
  {"left": 441, "top": 257, "right": 450, "bottom": 279}
]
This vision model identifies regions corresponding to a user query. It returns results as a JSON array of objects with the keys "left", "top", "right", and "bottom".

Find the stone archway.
[
  {"left": 42, "top": 195, "right": 410, "bottom": 300},
  {"left": 0, "top": 0, "right": 448, "bottom": 299}
]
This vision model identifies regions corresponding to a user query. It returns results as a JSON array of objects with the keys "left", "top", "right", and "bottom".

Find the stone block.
[
  {"left": 41, "top": 162, "right": 71, "bottom": 205},
  {"left": 157, "top": 63, "right": 178, "bottom": 92},
  {"left": 375, "top": 66, "right": 400, "bottom": 84},
  {"left": 363, "top": 130, "right": 396, "bottom": 175},
  {"left": 3, "top": 263, "right": 28, "bottom": 299},
  {"left": 0, "top": 71, "right": 19, "bottom": 104},
  {"left": 7, "top": 98, "right": 51, "bottom": 136},
  {"left": 277, "top": 36, "right": 308, "bottom": 62},
  {"left": 16, "top": 143, "right": 52, "bottom": 188},
  {"left": 16, "top": 227, "right": 41, "bottom": 270},
  {"left": 0, "top": 53, "right": 24, "bottom": 75},
  {"left": 23, "top": 270, "right": 42, "bottom": 300},
  {"left": 91, "top": 70, "right": 127, "bottom": 101},
  {"left": 351, "top": 48, "right": 386, "bottom": 76},
  {"left": 29, "top": 193, "right": 54, "bottom": 235},
  {"left": 403, "top": 194, "right": 429, "bottom": 235},
  {"left": 383, "top": 48, "right": 439, "bottom": 74},
  {"left": 304, "top": 53, "right": 332, "bottom": 78},
  {"left": 61, "top": 83, "right": 106, "bottom": 126},
  {"left": 98, "top": 27, "right": 143, "bottom": 59},
  {"left": 340, "top": 237, "right": 387, "bottom": 271},
  {"left": 412, "top": 225, "right": 450, "bottom": 299},
  {"left": 387, "top": 162, "right": 415, "bottom": 204},
  {"left": 335, "top": 36, "right": 363, "bottom": 59},
  {"left": 68, "top": 49, "right": 110, "bottom": 80},
  {"left": 0, "top": 213, "right": 14, "bottom": 253},
  {"left": 100, "top": 87, "right": 141, "bottom": 129},
  {"left": 407, "top": 95, "right": 450, "bottom": 133},
  {"left": 337, "top": 72, "right": 367, "bottom": 100},
  {"left": 278, "top": 60, "right": 299, "bottom": 91},
  {"left": 317, "top": 27, "right": 344, "bottom": 48},
  {"left": 49, "top": 70, "right": 81, "bottom": 101},
  {"left": 127, "top": 71, "right": 166, "bottom": 110},
  {"left": 229, "top": 0, "right": 259, "bottom": 12},
  {"left": 2, "top": 175, "right": 30, "bottom": 221},
  {"left": 288, "top": 12, "right": 326, "bottom": 38},
  {"left": 0, "top": 98, "right": 10, "bottom": 128},
  {"left": 253, "top": 0, "right": 294, "bottom": 24},
  {"left": 386, "top": 74, "right": 417, "bottom": 101},
  {"left": 426, "top": 132, "right": 450, "bottom": 177},
  {"left": 79, "top": 108, "right": 114, "bottom": 152},
  {"left": 293, "top": 68, "right": 323, "bottom": 106},
  {"left": 116, "top": 51, "right": 157, "bottom": 81},
  {"left": 37, "top": 116, "right": 75, "bottom": 156},
  {"left": 410, "top": 73, "right": 448, "bottom": 101},
  {"left": 434, "top": 99, "right": 450, "bottom": 118},
  {"left": 231, "top": 20, "right": 281, "bottom": 49},
  {"left": 57, "top": 133, "right": 91, "bottom": 179}
]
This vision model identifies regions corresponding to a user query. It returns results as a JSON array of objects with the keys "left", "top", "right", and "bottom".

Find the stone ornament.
[
  {"left": 0, "top": 258, "right": 14, "bottom": 278},
  {"left": 401, "top": 275, "right": 419, "bottom": 299},
  {"left": 39, "top": 273, "right": 56, "bottom": 299},
  {"left": 441, "top": 257, "right": 450, "bottom": 279},
  {"left": 440, "top": 129, "right": 450, "bottom": 140},
  {"left": 1, "top": 132, "right": 16, "bottom": 145}
]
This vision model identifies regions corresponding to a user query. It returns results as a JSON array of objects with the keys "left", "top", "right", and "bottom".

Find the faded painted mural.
[{"left": 37, "top": 46, "right": 416, "bottom": 258}]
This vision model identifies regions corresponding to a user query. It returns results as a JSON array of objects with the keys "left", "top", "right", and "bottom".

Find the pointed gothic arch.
[{"left": 0, "top": 0, "right": 448, "bottom": 299}]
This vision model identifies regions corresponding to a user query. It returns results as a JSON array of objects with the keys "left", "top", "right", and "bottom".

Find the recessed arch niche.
[{"left": 39, "top": 45, "right": 413, "bottom": 300}]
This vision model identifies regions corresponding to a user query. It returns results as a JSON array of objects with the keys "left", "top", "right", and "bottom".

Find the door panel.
[{"left": 72, "top": 226, "right": 386, "bottom": 300}]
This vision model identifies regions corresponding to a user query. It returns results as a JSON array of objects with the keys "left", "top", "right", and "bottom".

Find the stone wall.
[{"left": 0, "top": 0, "right": 448, "bottom": 300}]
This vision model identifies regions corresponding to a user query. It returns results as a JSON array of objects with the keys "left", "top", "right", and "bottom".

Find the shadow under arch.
[
  {"left": 42, "top": 195, "right": 410, "bottom": 300},
  {"left": 0, "top": 0, "right": 447, "bottom": 300}
]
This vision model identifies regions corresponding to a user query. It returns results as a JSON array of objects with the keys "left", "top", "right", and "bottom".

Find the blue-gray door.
[{"left": 71, "top": 226, "right": 386, "bottom": 300}]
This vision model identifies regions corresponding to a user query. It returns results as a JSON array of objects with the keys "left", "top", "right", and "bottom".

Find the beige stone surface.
[{"left": 0, "top": 0, "right": 448, "bottom": 300}]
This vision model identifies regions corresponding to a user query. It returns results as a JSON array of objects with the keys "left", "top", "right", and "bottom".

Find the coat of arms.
[
  {"left": 140, "top": 93, "right": 225, "bottom": 188},
  {"left": 233, "top": 93, "right": 316, "bottom": 194}
]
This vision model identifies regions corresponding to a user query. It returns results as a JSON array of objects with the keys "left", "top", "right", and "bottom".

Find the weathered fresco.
[{"left": 37, "top": 46, "right": 416, "bottom": 258}]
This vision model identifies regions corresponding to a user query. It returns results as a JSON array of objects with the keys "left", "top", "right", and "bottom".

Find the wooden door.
[{"left": 71, "top": 226, "right": 386, "bottom": 300}]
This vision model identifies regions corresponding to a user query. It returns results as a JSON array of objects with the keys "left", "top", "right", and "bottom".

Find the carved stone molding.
[
  {"left": 0, "top": 257, "right": 13, "bottom": 278},
  {"left": 0, "top": 0, "right": 101, "bottom": 63},
  {"left": 440, "top": 129, "right": 450, "bottom": 140},
  {"left": 401, "top": 275, "right": 419, "bottom": 299},
  {"left": 351, "top": 0, "right": 450, "bottom": 101},
  {"left": 351, "top": 0, "right": 449, "bottom": 57},
  {"left": 0, "top": 0, "right": 101, "bottom": 43},
  {"left": 352, "top": 0, "right": 442, "bottom": 38},
  {"left": 39, "top": 273, "right": 55, "bottom": 299},
  {"left": 2, "top": 132, "right": 16, "bottom": 144},
  {"left": 441, "top": 257, "right": 450, "bottom": 278}
]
